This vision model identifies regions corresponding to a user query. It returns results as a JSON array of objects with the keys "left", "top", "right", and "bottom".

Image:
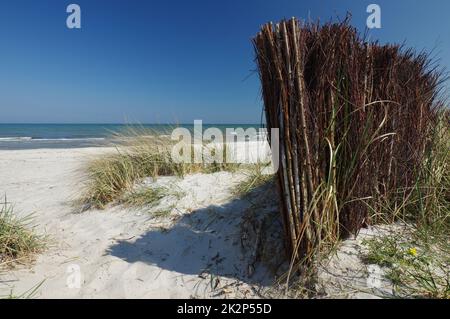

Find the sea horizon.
[{"left": 0, "top": 123, "right": 265, "bottom": 150}]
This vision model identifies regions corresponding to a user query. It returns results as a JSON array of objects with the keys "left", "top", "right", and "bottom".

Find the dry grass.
[
  {"left": 233, "top": 163, "right": 274, "bottom": 199},
  {"left": 361, "top": 111, "right": 449, "bottom": 298},
  {"left": 78, "top": 127, "right": 241, "bottom": 210},
  {"left": 254, "top": 16, "right": 445, "bottom": 267},
  {"left": 0, "top": 199, "right": 44, "bottom": 268},
  {"left": 120, "top": 186, "right": 167, "bottom": 208}
]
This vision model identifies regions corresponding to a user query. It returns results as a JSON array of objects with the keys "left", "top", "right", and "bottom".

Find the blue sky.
[{"left": 0, "top": 0, "right": 449, "bottom": 124}]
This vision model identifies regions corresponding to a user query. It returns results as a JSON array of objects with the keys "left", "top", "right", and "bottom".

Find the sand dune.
[
  {"left": 0, "top": 147, "right": 396, "bottom": 298},
  {"left": 0, "top": 147, "right": 278, "bottom": 298}
]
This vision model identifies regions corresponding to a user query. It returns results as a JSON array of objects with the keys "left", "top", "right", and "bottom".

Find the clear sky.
[{"left": 0, "top": 0, "right": 449, "bottom": 124}]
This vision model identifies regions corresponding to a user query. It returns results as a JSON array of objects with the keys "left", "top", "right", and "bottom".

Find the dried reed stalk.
[{"left": 253, "top": 17, "right": 442, "bottom": 266}]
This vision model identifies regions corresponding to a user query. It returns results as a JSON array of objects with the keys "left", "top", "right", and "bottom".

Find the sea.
[{"left": 0, "top": 124, "right": 264, "bottom": 150}]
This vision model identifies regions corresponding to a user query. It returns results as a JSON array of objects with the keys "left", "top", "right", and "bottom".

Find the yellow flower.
[{"left": 408, "top": 247, "right": 418, "bottom": 257}]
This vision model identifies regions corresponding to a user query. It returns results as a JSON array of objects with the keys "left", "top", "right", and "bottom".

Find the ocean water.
[{"left": 0, "top": 124, "right": 263, "bottom": 150}]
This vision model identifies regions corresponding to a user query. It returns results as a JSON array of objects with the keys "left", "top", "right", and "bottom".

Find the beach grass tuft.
[
  {"left": 79, "top": 126, "right": 243, "bottom": 210},
  {"left": 0, "top": 199, "right": 44, "bottom": 267},
  {"left": 120, "top": 186, "right": 167, "bottom": 208},
  {"left": 361, "top": 111, "right": 449, "bottom": 298},
  {"left": 233, "top": 163, "right": 274, "bottom": 199}
]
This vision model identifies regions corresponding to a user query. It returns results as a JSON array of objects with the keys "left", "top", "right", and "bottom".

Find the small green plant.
[
  {"left": 0, "top": 199, "right": 44, "bottom": 266},
  {"left": 363, "top": 231, "right": 449, "bottom": 298},
  {"left": 363, "top": 235, "right": 407, "bottom": 267}
]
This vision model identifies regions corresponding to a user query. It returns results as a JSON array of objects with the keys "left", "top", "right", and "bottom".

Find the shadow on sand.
[{"left": 105, "top": 184, "right": 283, "bottom": 287}]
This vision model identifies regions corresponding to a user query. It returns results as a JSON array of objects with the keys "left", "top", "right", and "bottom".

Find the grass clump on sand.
[
  {"left": 79, "top": 129, "right": 180, "bottom": 209},
  {"left": 79, "top": 127, "right": 242, "bottom": 210},
  {"left": 362, "top": 229, "right": 449, "bottom": 298},
  {"left": 0, "top": 200, "right": 44, "bottom": 267},
  {"left": 120, "top": 186, "right": 167, "bottom": 208},
  {"left": 233, "top": 163, "right": 274, "bottom": 199},
  {"left": 362, "top": 112, "right": 449, "bottom": 299}
]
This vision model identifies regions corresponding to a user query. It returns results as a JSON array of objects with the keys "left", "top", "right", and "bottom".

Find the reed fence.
[{"left": 253, "top": 17, "right": 443, "bottom": 265}]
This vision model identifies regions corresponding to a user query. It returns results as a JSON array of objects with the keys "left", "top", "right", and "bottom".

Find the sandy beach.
[
  {"left": 0, "top": 146, "right": 401, "bottom": 299},
  {"left": 0, "top": 147, "right": 281, "bottom": 298},
  {"left": 1, "top": 0, "right": 448, "bottom": 305}
]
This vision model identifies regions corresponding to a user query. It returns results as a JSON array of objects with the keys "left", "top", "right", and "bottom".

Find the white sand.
[
  {"left": 0, "top": 147, "right": 396, "bottom": 299},
  {"left": 0, "top": 147, "right": 277, "bottom": 298},
  {"left": 316, "top": 225, "right": 397, "bottom": 299}
]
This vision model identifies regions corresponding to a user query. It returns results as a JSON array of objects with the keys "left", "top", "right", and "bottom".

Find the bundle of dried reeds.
[{"left": 253, "top": 17, "right": 443, "bottom": 265}]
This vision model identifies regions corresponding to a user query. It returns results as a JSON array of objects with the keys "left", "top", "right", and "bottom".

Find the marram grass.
[
  {"left": 0, "top": 200, "right": 44, "bottom": 266},
  {"left": 361, "top": 111, "right": 449, "bottom": 298},
  {"left": 79, "top": 127, "right": 242, "bottom": 210},
  {"left": 120, "top": 186, "right": 167, "bottom": 208},
  {"left": 254, "top": 16, "right": 445, "bottom": 267},
  {"left": 233, "top": 163, "right": 274, "bottom": 199}
]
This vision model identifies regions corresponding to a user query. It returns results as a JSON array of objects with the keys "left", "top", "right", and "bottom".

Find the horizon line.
[{"left": 0, "top": 122, "right": 263, "bottom": 125}]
